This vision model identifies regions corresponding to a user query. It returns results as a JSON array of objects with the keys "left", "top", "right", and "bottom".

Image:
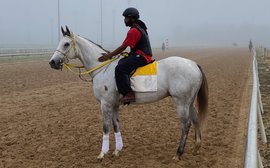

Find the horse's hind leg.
[
  {"left": 190, "top": 105, "right": 201, "bottom": 155},
  {"left": 175, "top": 103, "right": 191, "bottom": 159},
  {"left": 112, "top": 106, "right": 123, "bottom": 156}
]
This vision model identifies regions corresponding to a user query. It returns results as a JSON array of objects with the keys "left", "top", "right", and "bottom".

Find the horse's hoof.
[
  {"left": 192, "top": 149, "right": 200, "bottom": 155},
  {"left": 172, "top": 155, "right": 181, "bottom": 160},
  {"left": 112, "top": 150, "right": 120, "bottom": 157},
  {"left": 192, "top": 143, "right": 201, "bottom": 155},
  {"left": 97, "top": 152, "right": 105, "bottom": 160}
]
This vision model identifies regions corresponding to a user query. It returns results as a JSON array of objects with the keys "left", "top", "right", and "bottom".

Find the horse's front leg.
[
  {"left": 112, "top": 106, "right": 123, "bottom": 156},
  {"left": 97, "top": 102, "right": 113, "bottom": 160}
]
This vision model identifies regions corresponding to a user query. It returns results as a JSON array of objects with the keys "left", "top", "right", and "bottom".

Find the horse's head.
[{"left": 49, "top": 26, "right": 79, "bottom": 70}]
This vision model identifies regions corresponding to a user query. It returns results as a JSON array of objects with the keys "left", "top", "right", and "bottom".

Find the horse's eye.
[{"left": 64, "top": 42, "right": 70, "bottom": 47}]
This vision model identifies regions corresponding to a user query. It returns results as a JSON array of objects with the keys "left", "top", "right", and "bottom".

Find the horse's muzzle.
[{"left": 49, "top": 59, "right": 62, "bottom": 70}]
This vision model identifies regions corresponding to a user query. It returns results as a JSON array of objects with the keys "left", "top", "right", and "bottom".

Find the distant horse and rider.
[
  {"left": 249, "top": 40, "right": 253, "bottom": 52},
  {"left": 49, "top": 26, "right": 208, "bottom": 160}
]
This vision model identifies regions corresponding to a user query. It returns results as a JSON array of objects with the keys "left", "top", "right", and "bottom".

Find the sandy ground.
[{"left": 0, "top": 47, "right": 252, "bottom": 168}]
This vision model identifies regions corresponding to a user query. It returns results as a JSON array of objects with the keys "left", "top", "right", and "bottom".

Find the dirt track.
[{"left": 0, "top": 48, "right": 252, "bottom": 168}]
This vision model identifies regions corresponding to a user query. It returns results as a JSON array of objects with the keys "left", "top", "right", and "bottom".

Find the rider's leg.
[{"left": 115, "top": 54, "right": 147, "bottom": 96}]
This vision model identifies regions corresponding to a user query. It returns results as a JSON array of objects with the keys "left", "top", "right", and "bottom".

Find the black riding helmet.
[{"left": 122, "top": 7, "right": 139, "bottom": 19}]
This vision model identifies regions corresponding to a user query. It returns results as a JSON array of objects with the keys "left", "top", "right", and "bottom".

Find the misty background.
[{"left": 0, "top": 0, "right": 269, "bottom": 49}]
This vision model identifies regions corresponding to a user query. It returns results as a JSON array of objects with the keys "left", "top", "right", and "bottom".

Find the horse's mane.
[{"left": 80, "top": 35, "right": 110, "bottom": 53}]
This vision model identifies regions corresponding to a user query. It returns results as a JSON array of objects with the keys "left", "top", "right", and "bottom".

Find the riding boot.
[{"left": 121, "top": 91, "right": 136, "bottom": 104}]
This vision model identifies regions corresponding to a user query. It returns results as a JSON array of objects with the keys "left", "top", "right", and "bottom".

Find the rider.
[
  {"left": 98, "top": 7, "right": 153, "bottom": 103},
  {"left": 249, "top": 40, "right": 253, "bottom": 52}
]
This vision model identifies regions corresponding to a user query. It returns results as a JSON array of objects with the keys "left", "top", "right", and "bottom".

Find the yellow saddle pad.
[
  {"left": 131, "top": 61, "right": 158, "bottom": 92},
  {"left": 132, "top": 61, "right": 157, "bottom": 77}
]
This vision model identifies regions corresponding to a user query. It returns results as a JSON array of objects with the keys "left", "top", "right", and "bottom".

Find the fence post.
[
  {"left": 258, "top": 150, "right": 263, "bottom": 168},
  {"left": 258, "top": 89, "right": 264, "bottom": 114},
  {"left": 257, "top": 104, "right": 267, "bottom": 144}
]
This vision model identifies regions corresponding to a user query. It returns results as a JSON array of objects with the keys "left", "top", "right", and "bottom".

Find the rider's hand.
[{"left": 98, "top": 53, "right": 111, "bottom": 62}]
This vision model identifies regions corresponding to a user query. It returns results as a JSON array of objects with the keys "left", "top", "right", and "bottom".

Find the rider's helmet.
[{"left": 122, "top": 7, "right": 140, "bottom": 19}]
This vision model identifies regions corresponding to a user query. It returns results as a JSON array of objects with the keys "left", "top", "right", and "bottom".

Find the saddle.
[
  {"left": 118, "top": 59, "right": 158, "bottom": 92},
  {"left": 118, "top": 55, "right": 155, "bottom": 76},
  {"left": 130, "top": 60, "right": 155, "bottom": 76}
]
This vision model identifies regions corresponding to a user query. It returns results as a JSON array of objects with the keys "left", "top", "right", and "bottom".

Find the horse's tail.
[{"left": 197, "top": 64, "right": 208, "bottom": 126}]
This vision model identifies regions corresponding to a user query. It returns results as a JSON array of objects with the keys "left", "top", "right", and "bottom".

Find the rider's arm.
[
  {"left": 98, "top": 44, "right": 127, "bottom": 62},
  {"left": 108, "top": 45, "right": 127, "bottom": 58}
]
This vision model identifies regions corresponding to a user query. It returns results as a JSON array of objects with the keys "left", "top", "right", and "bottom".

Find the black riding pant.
[{"left": 115, "top": 54, "right": 147, "bottom": 96}]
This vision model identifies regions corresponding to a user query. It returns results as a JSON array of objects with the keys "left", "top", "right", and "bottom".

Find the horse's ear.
[
  {"left": 61, "top": 26, "right": 66, "bottom": 36},
  {"left": 65, "top": 25, "right": 71, "bottom": 36}
]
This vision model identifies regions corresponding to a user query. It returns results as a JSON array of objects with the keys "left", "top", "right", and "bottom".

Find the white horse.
[{"left": 49, "top": 27, "right": 208, "bottom": 160}]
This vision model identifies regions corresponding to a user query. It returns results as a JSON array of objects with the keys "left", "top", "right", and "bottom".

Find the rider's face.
[{"left": 124, "top": 17, "right": 133, "bottom": 27}]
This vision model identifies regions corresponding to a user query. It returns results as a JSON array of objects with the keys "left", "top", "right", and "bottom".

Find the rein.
[
  {"left": 63, "top": 56, "right": 122, "bottom": 82},
  {"left": 63, "top": 56, "right": 119, "bottom": 75}
]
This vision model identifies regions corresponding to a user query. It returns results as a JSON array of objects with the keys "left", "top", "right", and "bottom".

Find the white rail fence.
[
  {"left": 244, "top": 48, "right": 267, "bottom": 168},
  {"left": 0, "top": 48, "right": 53, "bottom": 57}
]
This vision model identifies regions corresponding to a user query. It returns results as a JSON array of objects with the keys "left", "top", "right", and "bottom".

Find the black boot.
[{"left": 121, "top": 91, "right": 136, "bottom": 104}]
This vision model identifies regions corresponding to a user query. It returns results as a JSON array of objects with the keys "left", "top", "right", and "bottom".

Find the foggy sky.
[{"left": 0, "top": 0, "right": 270, "bottom": 48}]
